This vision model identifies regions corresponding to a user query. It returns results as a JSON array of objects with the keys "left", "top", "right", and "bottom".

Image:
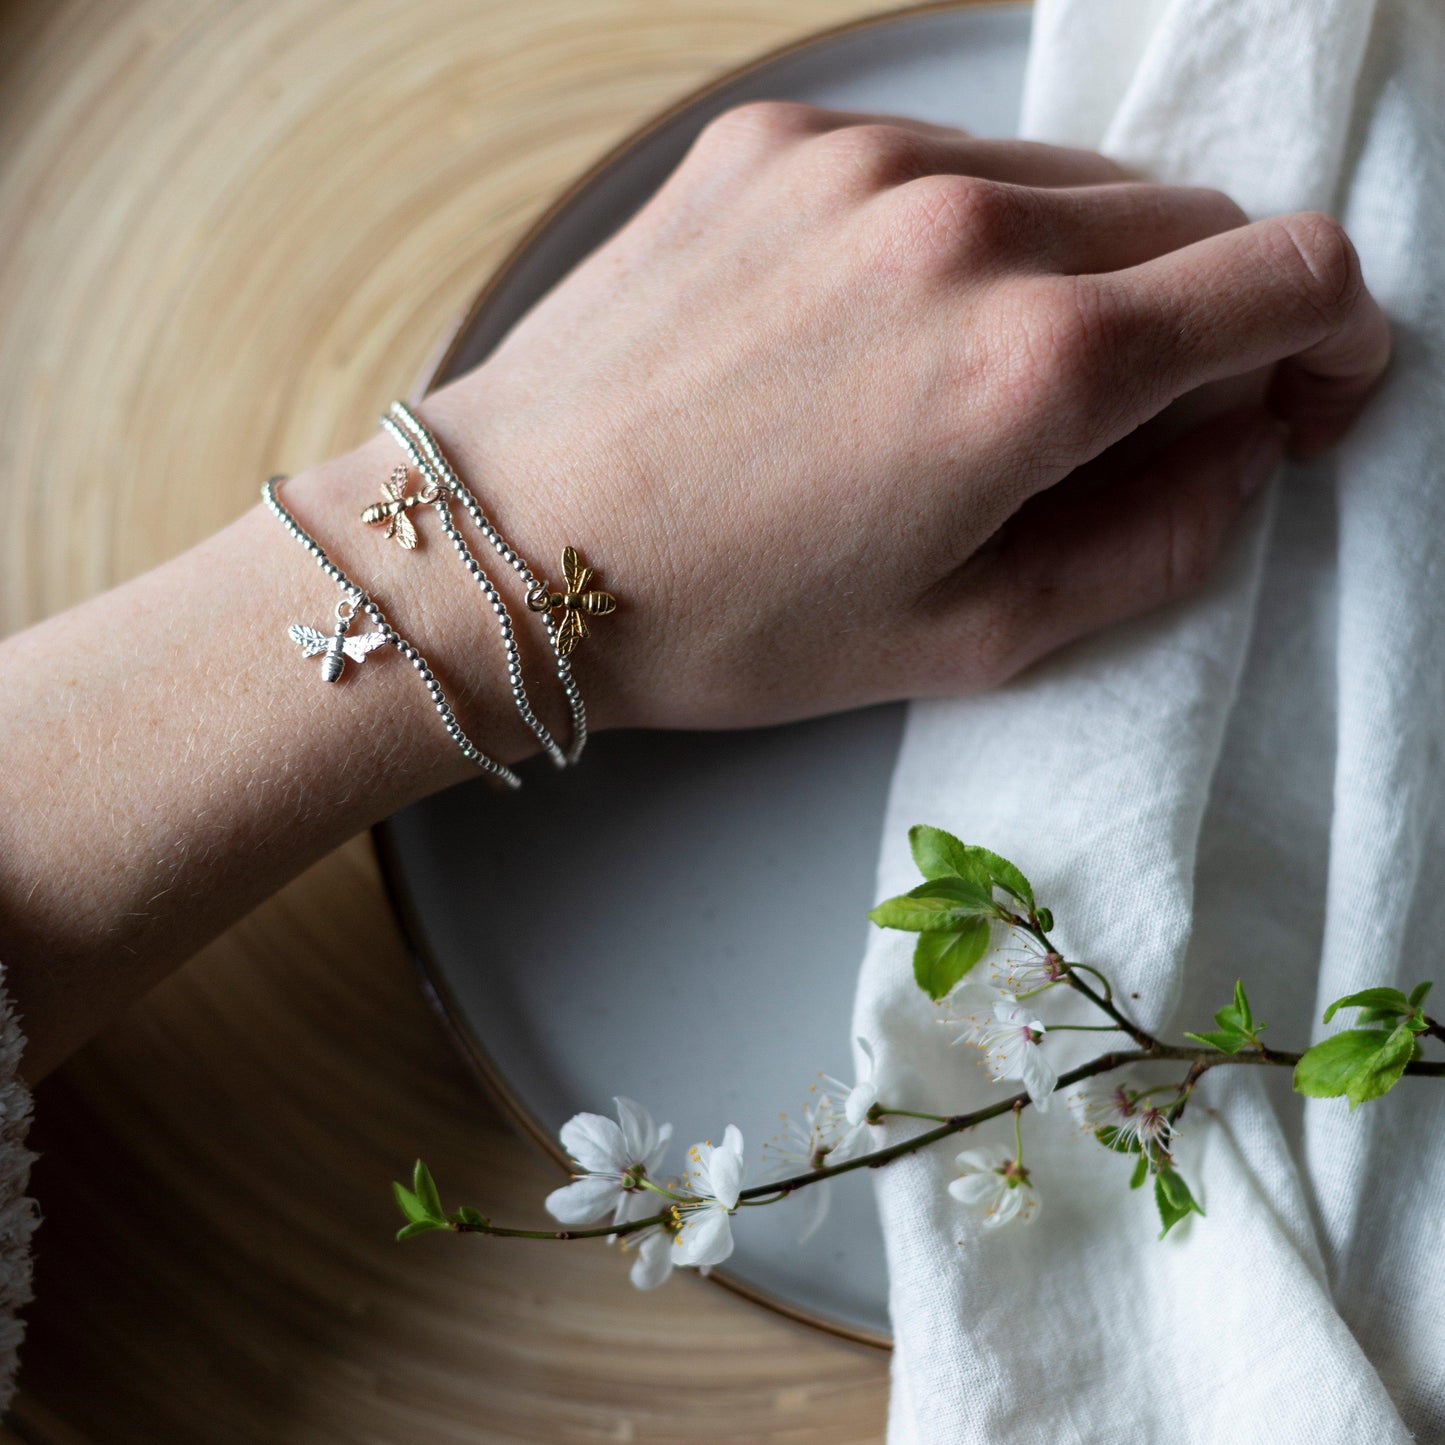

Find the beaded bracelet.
[
  {"left": 373, "top": 407, "right": 571, "bottom": 768},
  {"left": 376, "top": 400, "right": 597, "bottom": 765},
  {"left": 263, "top": 475, "right": 523, "bottom": 790}
]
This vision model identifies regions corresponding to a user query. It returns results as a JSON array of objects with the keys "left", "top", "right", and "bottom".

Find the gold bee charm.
[
  {"left": 360, "top": 465, "right": 439, "bottom": 550},
  {"left": 525, "top": 546, "right": 617, "bottom": 657}
]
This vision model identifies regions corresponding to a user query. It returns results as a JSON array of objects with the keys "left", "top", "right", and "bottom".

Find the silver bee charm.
[{"left": 288, "top": 595, "right": 388, "bottom": 682}]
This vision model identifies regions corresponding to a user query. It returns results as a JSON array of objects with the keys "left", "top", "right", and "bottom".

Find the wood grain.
[{"left": 0, "top": 0, "right": 910, "bottom": 1439}]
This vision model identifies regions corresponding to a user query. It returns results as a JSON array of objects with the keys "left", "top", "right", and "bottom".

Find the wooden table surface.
[{"left": 0, "top": 1, "right": 908, "bottom": 1439}]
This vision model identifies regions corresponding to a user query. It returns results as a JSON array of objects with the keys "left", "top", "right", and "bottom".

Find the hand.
[{"left": 410, "top": 102, "right": 1391, "bottom": 734}]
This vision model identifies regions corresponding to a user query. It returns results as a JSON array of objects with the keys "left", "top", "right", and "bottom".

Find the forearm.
[{"left": 0, "top": 408, "right": 561, "bottom": 1083}]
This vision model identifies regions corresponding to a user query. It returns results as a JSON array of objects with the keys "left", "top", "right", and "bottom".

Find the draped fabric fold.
[{"left": 854, "top": 2, "right": 1445, "bottom": 1438}]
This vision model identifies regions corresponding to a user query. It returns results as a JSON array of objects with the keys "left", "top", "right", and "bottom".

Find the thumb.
[{"left": 945, "top": 407, "right": 1287, "bottom": 688}]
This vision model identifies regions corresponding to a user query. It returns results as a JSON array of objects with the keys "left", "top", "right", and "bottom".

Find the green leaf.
[
  {"left": 412, "top": 1160, "right": 445, "bottom": 1221},
  {"left": 1357, "top": 1006, "right": 1408, "bottom": 1025},
  {"left": 1129, "top": 1155, "right": 1149, "bottom": 1190},
  {"left": 1212, "top": 979, "right": 1258, "bottom": 1036},
  {"left": 1233, "top": 980, "right": 1255, "bottom": 1033},
  {"left": 393, "top": 1182, "right": 432, "bottom": 1226},
  {"left": 1322, "top": 987, "right": 1411, "bottom": 1025},
  {"left": 1183, "top": 1028, "right": 1250, "bottom": 1055},
  {"left": 913, "top": 921, "right": 991, "bottom": 1001},
  {"left": 1408, "top": 981, "right": 1434, "bottom": 1009},
  {"left": 1196, "top": 979, "right": 1263, "bottom": 1044},
  {"left": 1293, "top": 1028, "right": 1401, "bottom": 1100},
  {"left": 908, "top": 826, "right": 992, "bottom": 886},
  {"left": 450, "top": 1205, "right": 487, "bottom": 1228},
  {"left": 1035, "top": 907, "right": 1054, "bottom": 933},
  {"left": 869, "top": 877, "right": 997, "bottom": 932},
  {"left": 1345, "top": 1022, "right": 1416, "bottom": 1109},
  {"left": 1154, "top": 1166, "right": 1202, "bottom": 1238},
  {"left": 868, "top": 892, "right": 959, "bottom": 932},
  {"left": 962, "top": 846, "right": 1034, "bottom": 909},
  {"left": 396, "top": 1219, "right": 450, "bottom": 1242},
  {"left": 909, "top": 877, "right": 995, "bottom": 908},
  {"left": 904, "top": 827, "right": 1035, "bottom": 909}
]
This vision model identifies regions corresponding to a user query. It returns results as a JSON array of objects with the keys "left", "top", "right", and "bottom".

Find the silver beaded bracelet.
[
  {"left": 376, "top": 399, "right": 598, "bottom": 765},
  {"left": 262, "top": 475, "right": 523, "bottom": 790}
]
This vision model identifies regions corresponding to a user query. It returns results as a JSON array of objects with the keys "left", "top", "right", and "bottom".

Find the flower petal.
[
  {"left": 673, "top": 1205, "right": 735, "bottom": 1268},
  {"left": 613, "top": 1097, "right": 655, "bottom": 1164},
  {"left": 949, "top": 1173, "right": 999, "bottom": 1205},
  {"left": 1020, "top": 1045, "right": 1058, "bottom": 1112},
  {"left": 831, "top": 1120, "right": 870, "bottom": 1164},
  {"left": 845, "top": 1080, "right": 879, "bottom": 1128},
  {"left": 545, "top": 1175, "right": 622, "bottom": 1225},
  {"left": 707, "top": 1127, "right": 746, "bottom": 1209},
  {"left": 559, "top": 1112, "right": 628, "bottom": 1174},
  {"left": 797, "top": 1180, "right": 832, "bottom": 1245},
  {"left": 984, "top": 1186, "right": 1024, "bottom": 1228},
  {"left": 643, "top": 1121, "right": 674, "bottom": 1176},
  {"left": 629, "top": 1231, "right": 675, "bottom": 1291},
  {"left": 955, "top": 1146, "right": 1006, "bottom": 1173},
  {"left": 685, "top": 1138, "right": 715, "bottom": 1193}
]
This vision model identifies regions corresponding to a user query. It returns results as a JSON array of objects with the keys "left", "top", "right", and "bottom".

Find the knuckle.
[
  {"left": 881, "top": 175, "right": 1032, "bottom": 267},
  {"left": 695, "top": 100, "right": 819, "bottom": 152},
  {"left": 1011, "top": 278, "right": 1117, "bottom": 409},
  {"left": 1000, "top": 278, "right": 1146, "bottom": 458},
  {"left": 1273, "top": 210, "right": 1362, "bottom": 326},
  {"left": 812, "top": 122, "right": 931, "bottom": 191}
]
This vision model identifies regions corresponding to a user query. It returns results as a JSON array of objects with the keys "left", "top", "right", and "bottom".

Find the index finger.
[{"left": 1085, "top": 211, "right": 1391, "bottom": 458}]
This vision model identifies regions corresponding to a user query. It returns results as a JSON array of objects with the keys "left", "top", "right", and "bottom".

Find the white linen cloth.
[{"left": 853, "top": 1, "right": 1445, "bottom": 1440}]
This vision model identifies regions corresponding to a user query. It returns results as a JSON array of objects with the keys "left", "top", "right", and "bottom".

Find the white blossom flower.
[
  {"left": 989, "top": 940, "right": 1068, "bottom": 998},
  {"left": 1068, "top": 1079, "right": 1178, "bottom": 1156},
  {"left": 766, "top": 1093, "right": 861, "bottom": 1244},
  {"left": 948, "top": 1144, "right": 1040, "bottom": 1228},
  {"left": 545, "top": 1097, "right": 673, "bottom": 1227},
  {"left": 673, "top": 1124, "right": 746, "bottom": 1268},
  {"left": 1067, "top": 1079, "right": 1137, "bottom": 1135},
  {"left": 943, "top": 985, "right": 1057, "bottom": 1111},
  {"left": 1116, "top": 1101, "right": 1176, "bottom": 1153},
  {"left": 764, "top": 1039, "right": 883, "bottom": 1244}
]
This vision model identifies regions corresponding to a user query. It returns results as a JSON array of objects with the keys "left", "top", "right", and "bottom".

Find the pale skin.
[{"left": 0, "top": 103, "right": 1392, "bottom": 1085}]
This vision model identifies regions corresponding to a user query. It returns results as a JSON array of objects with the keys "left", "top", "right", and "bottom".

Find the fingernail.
[{"left": 1240, "top": 418, "right": 1289, "bottom": 498}]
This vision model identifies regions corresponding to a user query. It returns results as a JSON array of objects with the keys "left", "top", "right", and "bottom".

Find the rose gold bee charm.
[{"left": 360, "top": 465, "right": 440, "bottom": 550}]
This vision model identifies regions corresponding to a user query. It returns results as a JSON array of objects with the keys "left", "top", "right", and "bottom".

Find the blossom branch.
[
  {"left": 424, "top": 1045, "right": 1445, "bottom": 1247},
  {"left": 395, "top": 823, "right": 1445, "bottom": 1282}
]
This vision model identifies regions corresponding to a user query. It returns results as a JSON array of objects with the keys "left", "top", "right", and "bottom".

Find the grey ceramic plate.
[{"left": 377, "top": 0, "right": 1029, "bottom": 1346}]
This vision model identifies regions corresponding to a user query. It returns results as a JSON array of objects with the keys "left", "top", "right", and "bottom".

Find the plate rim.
[{"left": 378, "top": 0, "right": 1025, "bottom": 1352}]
